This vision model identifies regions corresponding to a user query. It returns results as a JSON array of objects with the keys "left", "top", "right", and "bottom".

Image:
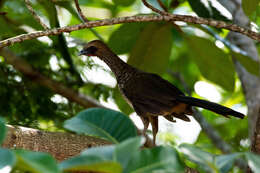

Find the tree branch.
[
  {"left": 0, "top": 14, "right": 259, "bottom": 49},
  {"left": 2, "top": 125, "right": 110, "bottom": 161},
  {"left": 0, "top": 48, "right": 103, "bottom": 108},
  {"left": 24, "top": 0, "right": 49, "bottom": 30}
]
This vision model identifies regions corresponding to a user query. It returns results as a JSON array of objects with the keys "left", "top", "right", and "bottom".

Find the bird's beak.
[{"left": 78, "top": 49, "right": 87, "bottom": 56}]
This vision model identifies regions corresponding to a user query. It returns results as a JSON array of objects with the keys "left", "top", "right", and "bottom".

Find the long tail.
[{"left": 176, "top": 96, "right": 245, "bottom": 119}]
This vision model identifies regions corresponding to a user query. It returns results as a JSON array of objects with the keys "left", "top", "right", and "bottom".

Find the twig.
[
  {"left": 142, "top": 0, "right": 167, "bottom": 15},
  {"left": 157, "top": 0, "right": 168, "bottom": 12},
  {"left": 74, "top": 0, "right": 89, "bottom": 22},
  {"left": 73, "top": 0, "right": 104, "bottom": 41},
  {"left": 0, "top": 48, "right": 102, "bottom": 108},
  {"left": 0, "top": 14, "right": 259, "bottom": 49},
  {"left": 24, "top": 0, "right": 49, "bottom": 30}
]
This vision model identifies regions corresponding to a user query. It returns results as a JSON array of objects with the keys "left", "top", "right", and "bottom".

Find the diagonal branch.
[
  {"left": 156, "top": 0, "right": 168, "bottom": 12},
  {"left": 0, "top": 48, "right": 103, "bottom": 108},
  {"left": 24, "top": 0, "right": 49, "bottom": 30},
  {"left": 0, "top": 14, "right": 259, "bottom": 49},
  {"left": 73, "top": 0, "right": 104, "bottom": 41},
  {"left": 74, "top": 0, "right": 89, "bottom": 22}
]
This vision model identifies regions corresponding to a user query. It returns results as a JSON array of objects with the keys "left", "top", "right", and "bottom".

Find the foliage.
[
  {"left": 0, "top": 112, "right": 260, "bottom": 173},
  {"left": 0, "top": 0, "right": 259, "bottom": 172},
  {"left": 64, "top": 108, "right": 137, "bottom": 143}
]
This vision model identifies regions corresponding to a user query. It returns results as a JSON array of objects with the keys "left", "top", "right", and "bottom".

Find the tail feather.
[{"left": 176, "top": 96, "right": 245, "bottom": 119}]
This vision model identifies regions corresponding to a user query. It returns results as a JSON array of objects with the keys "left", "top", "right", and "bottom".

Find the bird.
[{"left": 79, "top": 40, "right": 245, "bottom": 145}]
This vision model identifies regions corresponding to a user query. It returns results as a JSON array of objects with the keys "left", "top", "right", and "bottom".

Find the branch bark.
[
  {"left": 2, "top": 125, "right": 110, "bottom": 161},
  {"left": 0, "top": 14, "right": 259, "bottom": 49}
]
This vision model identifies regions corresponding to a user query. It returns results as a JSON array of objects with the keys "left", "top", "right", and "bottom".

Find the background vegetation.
[{"left": 0, "top": 0, "right": 260, "bottom": 172}]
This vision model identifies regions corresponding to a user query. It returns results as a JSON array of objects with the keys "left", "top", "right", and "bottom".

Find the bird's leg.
[
  {"left": 149, "top": 116, "right": 158, "bottom": 146},
  {"left": 140, "top": 116, "right": 149, "bottom": 135}
]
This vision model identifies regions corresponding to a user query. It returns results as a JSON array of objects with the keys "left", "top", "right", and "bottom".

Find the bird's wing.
[{"left": 122, "top": 72, "right": 186, "bottom": 115}]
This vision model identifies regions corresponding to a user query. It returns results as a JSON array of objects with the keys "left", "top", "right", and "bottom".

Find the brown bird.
[{"left": 79, "top": 40, "right": 245, "bottom": 145}]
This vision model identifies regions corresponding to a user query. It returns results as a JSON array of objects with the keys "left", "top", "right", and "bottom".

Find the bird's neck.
[{"left": 98, "top": 50, "right": 135, "bottom": 81}]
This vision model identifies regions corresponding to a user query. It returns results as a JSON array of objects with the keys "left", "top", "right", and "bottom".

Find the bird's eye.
[{"left": 86, "top": 46, "right": 98, "bottom": 55}]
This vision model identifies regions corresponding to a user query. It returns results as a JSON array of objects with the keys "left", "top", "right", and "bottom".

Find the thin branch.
[
  {"left": 142, "top": 0, "right": 167, "bottom": 15},
  {"left": 251, "top": 107, "right": 260, "bottom": 154},
  {"left": 74, "top": 0, "right": 89, "bottom": 22},
  {"left": 0, "top": 14, "right": 259, "bottom": 49},
  {"left": 0, "top": 48, "right": 103, "bottom": 109},
  {"left": 157, "top": 0, "right": 168, "bottom": 12},
  {"left": 73, "top": 0, "right": 104, "bottom": 41},
  {"left": 24, "top": 0, "right": 49, "bottom": 30}
]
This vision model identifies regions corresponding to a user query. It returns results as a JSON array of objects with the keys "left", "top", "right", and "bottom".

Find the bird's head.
[{"left": 78, "top": 40, "right": 108, "bottom": 57}]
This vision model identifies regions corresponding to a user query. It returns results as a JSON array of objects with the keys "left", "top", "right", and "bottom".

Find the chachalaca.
[{"left": 79, "top": 40, "right": 245, "bottom": 145}]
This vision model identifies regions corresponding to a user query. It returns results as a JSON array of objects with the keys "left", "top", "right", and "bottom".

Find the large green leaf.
[
  {"left": 245, "top": 152, "right": 260, "bottom": 172},
  {"left": 108, "top": 23, "right": 147, "bottom": 55},
  {"left": 0, "top": 148, "right": 16, "bottom": 171},
  {"left": 15, "top": 150, "right": 60, "bottom": 173},
  {"left": 112, "top": 0, "right": 136, "bottom": 6},
  {"left": 187, "top": 36, "right": 235, "bottom": 91},
  {"left": 242, "top": 0, "right": 259, "bottom": 17},
  {"left": 113, "top": 137, "right": 142, "bottom": 169},
  {"left": 179, "top": 144, "right": 216, "bottom": 172},
  {"left": 128, "top": 23, "right": 173, "bottom": 75},
  {"left": 0, "top": 117, "right": 6, "bottom": 145},
  {"left": 215, "top": 153, "right": 242, "bottom": 173},
  {"left": 59, "top": 155, "right": 122, "bottom": 173},
  {"left": 231, "top": 52, "right": 259, "bottom": 76},
  {"left": 124, "top": 146, "right": 185, "bottom": 173},
  {"left": 60, "top": 137, "right": 141, "bottom": 173},
  {"left": 64, "top": 108, "right": 137, "bottom": 143}
]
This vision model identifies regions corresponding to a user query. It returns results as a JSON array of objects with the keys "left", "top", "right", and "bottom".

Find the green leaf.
[
  {"left": 108, "top": 23, "right": 147, "bottom": 55},
  {"left": 124, "top": 146, "right": 185, "bottom": 173},
  {"left": 59, "top": 155, "right": 122, "bottom": 173},
  {"left": 179, "top": 144, "right": 216, "bottom": 172},
  {"left": 0, "top": 148, "right": 16, "bottom": 171},
  {"left": 215, "top": 153, "right": 242, "bottom": 173},
  {"left": 114, "top": 137, "right": 142, "bottom": 169},
  {"left": 231, "top": 52, "right": 259, "bottom": 76},
  {"left": 245, "top": 152, "right": 260, "bottom": 172},
  {"left": 128, "top": 23, "right": 173, "bottom": 75},
  {"left": 242, "top": 0, "right": 259, "bottom": 17},
  {"left": 0, "top": 117, "right": 6, "bottom": 145},
  {"left": 112, "top": 0, "right": 136, "bottom": 6},
  {"left": 113, "top": 88, "right": 133, "bottom": 115},
  {"left": 15, "top": 150, "right": 60, "bottom": 173},
  {"left": 81, "top": 137, "right": 142, "bottom": 168},
  {"left": 186, "top": 36, "right": 235, "bottom": 91},
  {"left": 60, "top": 137, "right": 141, "bottom": 173},
  {"left": 64, "top": 108, "right": 137, "bottom": 143}
]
